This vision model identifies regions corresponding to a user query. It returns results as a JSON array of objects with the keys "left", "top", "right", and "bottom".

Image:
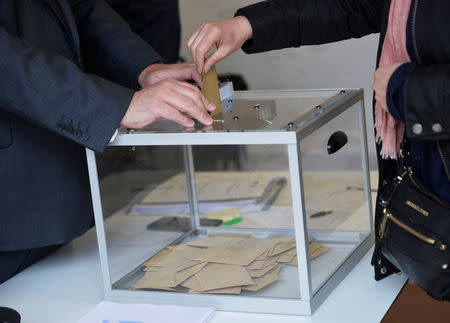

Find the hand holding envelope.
[{"left": 187, "top": 17, "right": 253, "bottom": 74}]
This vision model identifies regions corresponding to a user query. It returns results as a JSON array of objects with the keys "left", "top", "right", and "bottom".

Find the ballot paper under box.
[{"left": 86, "top": 89, "right": 374, "bottom": 316}]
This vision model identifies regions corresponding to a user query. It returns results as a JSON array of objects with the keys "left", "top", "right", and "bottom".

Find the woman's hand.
[
  {"left": 373, "top": 63, "right": 402, "bottom": 112},
  {"left": 187, "top": 16, "right": 253, "bottom": 74}
]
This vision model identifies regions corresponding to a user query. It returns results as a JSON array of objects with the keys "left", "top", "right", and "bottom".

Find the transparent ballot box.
[{"left": 86, "top": 89, "right": 373, "bottom": 315}]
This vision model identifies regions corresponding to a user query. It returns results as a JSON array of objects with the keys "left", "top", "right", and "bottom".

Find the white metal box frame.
[{"left": 86, "top": 89, "right": 373, "bottom": 315}]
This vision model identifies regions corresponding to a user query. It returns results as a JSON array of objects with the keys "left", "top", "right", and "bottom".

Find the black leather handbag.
[
  {"left": 0, "top": 307, "right": 20, "bottom": 323},
  {"left": 378, "top": 142, "right": 450, "bottom": 300}
]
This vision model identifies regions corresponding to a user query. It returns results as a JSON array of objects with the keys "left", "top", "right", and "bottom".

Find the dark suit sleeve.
[
  {"left": 74, "top": 0, "right": 163, "bottom": 88},
  {"left": 235, "top": 0, "right": 385, "bottom": 54},
  {"left": 0, "top": 27, "right": 132, "bottom": 153},
  {"left": 404, "top": 64, "right": 450, "bottom": 140}
]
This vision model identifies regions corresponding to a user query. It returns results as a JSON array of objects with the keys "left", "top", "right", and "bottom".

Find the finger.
[
  {"left": 190, "top": 32, "right": 208, "bottom": 74},
  {"left": 178, "top": 62, "right": 203, "bottom": 86},
  {"left": 171, "top": 89, "right": 213, "bottom": 125},
  {"left": 204, "top": 46, "right": 229, "bottom": 74},
  {"left": 187, "top": 23, "right": 205, "bottom": 49},
  {"left": 189, "top": 25, "right": 208, "bottom": 69},
  {"left": 191, "top": 69, "right": 202, "bottom": 87},
  {"left": 168, "top": 62, "right": 202, "bottom": 86},
  {"left": 177, "top": 81, "right": 213, "bottom": 110},
  {"left": 191, "top": 27, "right": 218, "bottom": 74},
  {"left": 166, "top": 86, "right": 213, "bottom": 125},
  {"left": 158, "top": 104, "right": 195, "bottom": 128}
]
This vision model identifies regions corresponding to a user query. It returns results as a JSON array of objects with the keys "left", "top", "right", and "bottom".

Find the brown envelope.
[
  {"left": 242, "top": 265, "right": 282, "bottom": 292},
  {"left": 247, "top": 263, "right": 279, "bottom": 278},
  {"left": 194, "top": 245, "right": 267, "bottom": 266},
  {"left": 175, "top": 261, "right": 208, "bottom": 285},
  {"left": 134, "top": 261, "right": 208, "bottom": 290},
  {"left": 181, "top": 263, "right": 254, "bottom": 292},
  {"left": 256, "top": 251, "right": 269, "bottom": 261},
  {"left": 144, "top": 259, "right": 201, "bottom": 272},
  {"left": 245, "top": 260, "right": 266, "bottom": 270},
  {"left": 308, "top": 242, "right": 323, "bottom": 255},
  {"left": 186, "top": 235, "right": 247, "bottom": 248},
  {"left": 310, "top": 246, "right": 331, "bottom": 260},
  {"left": 269, "top": 241, "right": 296, "bottom": 257},
  {"left": 143, "top": 249, "right": 172, "bottom": 266},
  {"left": 131, "top": 270, "right": 177, "bottom": 290},
  {"left": 201, "top": 66, "right": 223, "bottom": 118},
  {"left": 267, "top": 236, "right": 296, "bottom": 243},
  {"left": 144, "top": 247, "right": 205, "bottom": 267},
  {"left": 236, "top": 237, "right": 280, "bottom": 250},
  {"left": 277, "top": 248, "right": 297, "bottom": 263},
  {"left": 264, "top": 255, "right": 280, "bottom": 267},
  {"left": 288, "top": 256, "right": 298, "bottom": 266}
]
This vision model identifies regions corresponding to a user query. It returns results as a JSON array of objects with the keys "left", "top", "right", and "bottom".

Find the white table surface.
[{"left": 0, "top": 223, "right": 406, "bottom": 323}]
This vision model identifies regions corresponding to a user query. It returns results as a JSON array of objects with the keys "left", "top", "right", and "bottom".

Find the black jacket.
[
  {"left": 236, "top": 0, "right": 450, "bottom": 280},
  {"left": 0, "top": 0, "right": 161, "bottom": 250},
  {"left": 107, "top": 0, "right": 181, "bottom": 63}
]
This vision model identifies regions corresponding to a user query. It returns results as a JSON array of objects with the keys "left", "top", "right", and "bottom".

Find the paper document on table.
[
  {"left": 78, "top": 301, "right": 214, "bottom": 323},
  {"left": 141, "top": 172, "right": 278, "bottom": 203},
  {"left": 129, "top": 199, "right": 260, "bottom": 215},
  {"left": 128, "top": 172, "right": 288, "bottom": 215}
]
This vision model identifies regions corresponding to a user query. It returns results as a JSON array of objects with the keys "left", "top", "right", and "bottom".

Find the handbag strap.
[
  {"left": 398, "top": 139, "right": 412, "bottom": 170},
  {"left": 379, "top": 139, "right": 412, "bottom": 208}
]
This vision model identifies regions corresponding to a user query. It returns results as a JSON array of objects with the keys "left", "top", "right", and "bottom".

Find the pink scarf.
[{"left": 375, "top": 0, "right": 412, "bottom": 159}]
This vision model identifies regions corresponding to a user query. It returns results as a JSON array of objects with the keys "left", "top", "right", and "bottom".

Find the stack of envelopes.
[{"left": 131, "top": 234, "right": 330, "bottom": 294}]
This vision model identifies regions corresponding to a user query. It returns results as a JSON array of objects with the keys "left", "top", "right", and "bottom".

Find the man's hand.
[
  {"left": 187, "top": 17, "right": 253, "bottom": 74},
  {"left": 138, "top": 62, "right": 202, "bottom": 88},
  {"left": 121, "top": 79, "right": 216, "bottom": 129},
  {"left": 373, "top": 63, "right": 402, "bottom": 112}
]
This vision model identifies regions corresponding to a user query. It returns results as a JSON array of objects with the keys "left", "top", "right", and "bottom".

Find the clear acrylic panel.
[
  {"left": 191, "top": 144, "right": 293, "bottom": 230},
  {"left": 105, "top": 144, "right": 304, "bottom": 299},
  {"left": 299, "top": 102, "right": 370, "bottom": 294},
  {"left": 96, "top": 146, "right": 190, "bottom": 286}
]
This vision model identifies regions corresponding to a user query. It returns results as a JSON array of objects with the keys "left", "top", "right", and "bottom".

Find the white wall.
[{"left": 179, "top": 0, "right": 380, "bottom": 169}]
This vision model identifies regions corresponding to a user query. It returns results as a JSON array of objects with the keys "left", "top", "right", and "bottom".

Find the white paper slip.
[{"left": 78, "top": 301, "right": 214, "bottom": 323}]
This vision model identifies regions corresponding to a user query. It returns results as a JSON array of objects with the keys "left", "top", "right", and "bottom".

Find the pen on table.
[{"left": 261, "top": 177, "right": 287, "bottom": 211}]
